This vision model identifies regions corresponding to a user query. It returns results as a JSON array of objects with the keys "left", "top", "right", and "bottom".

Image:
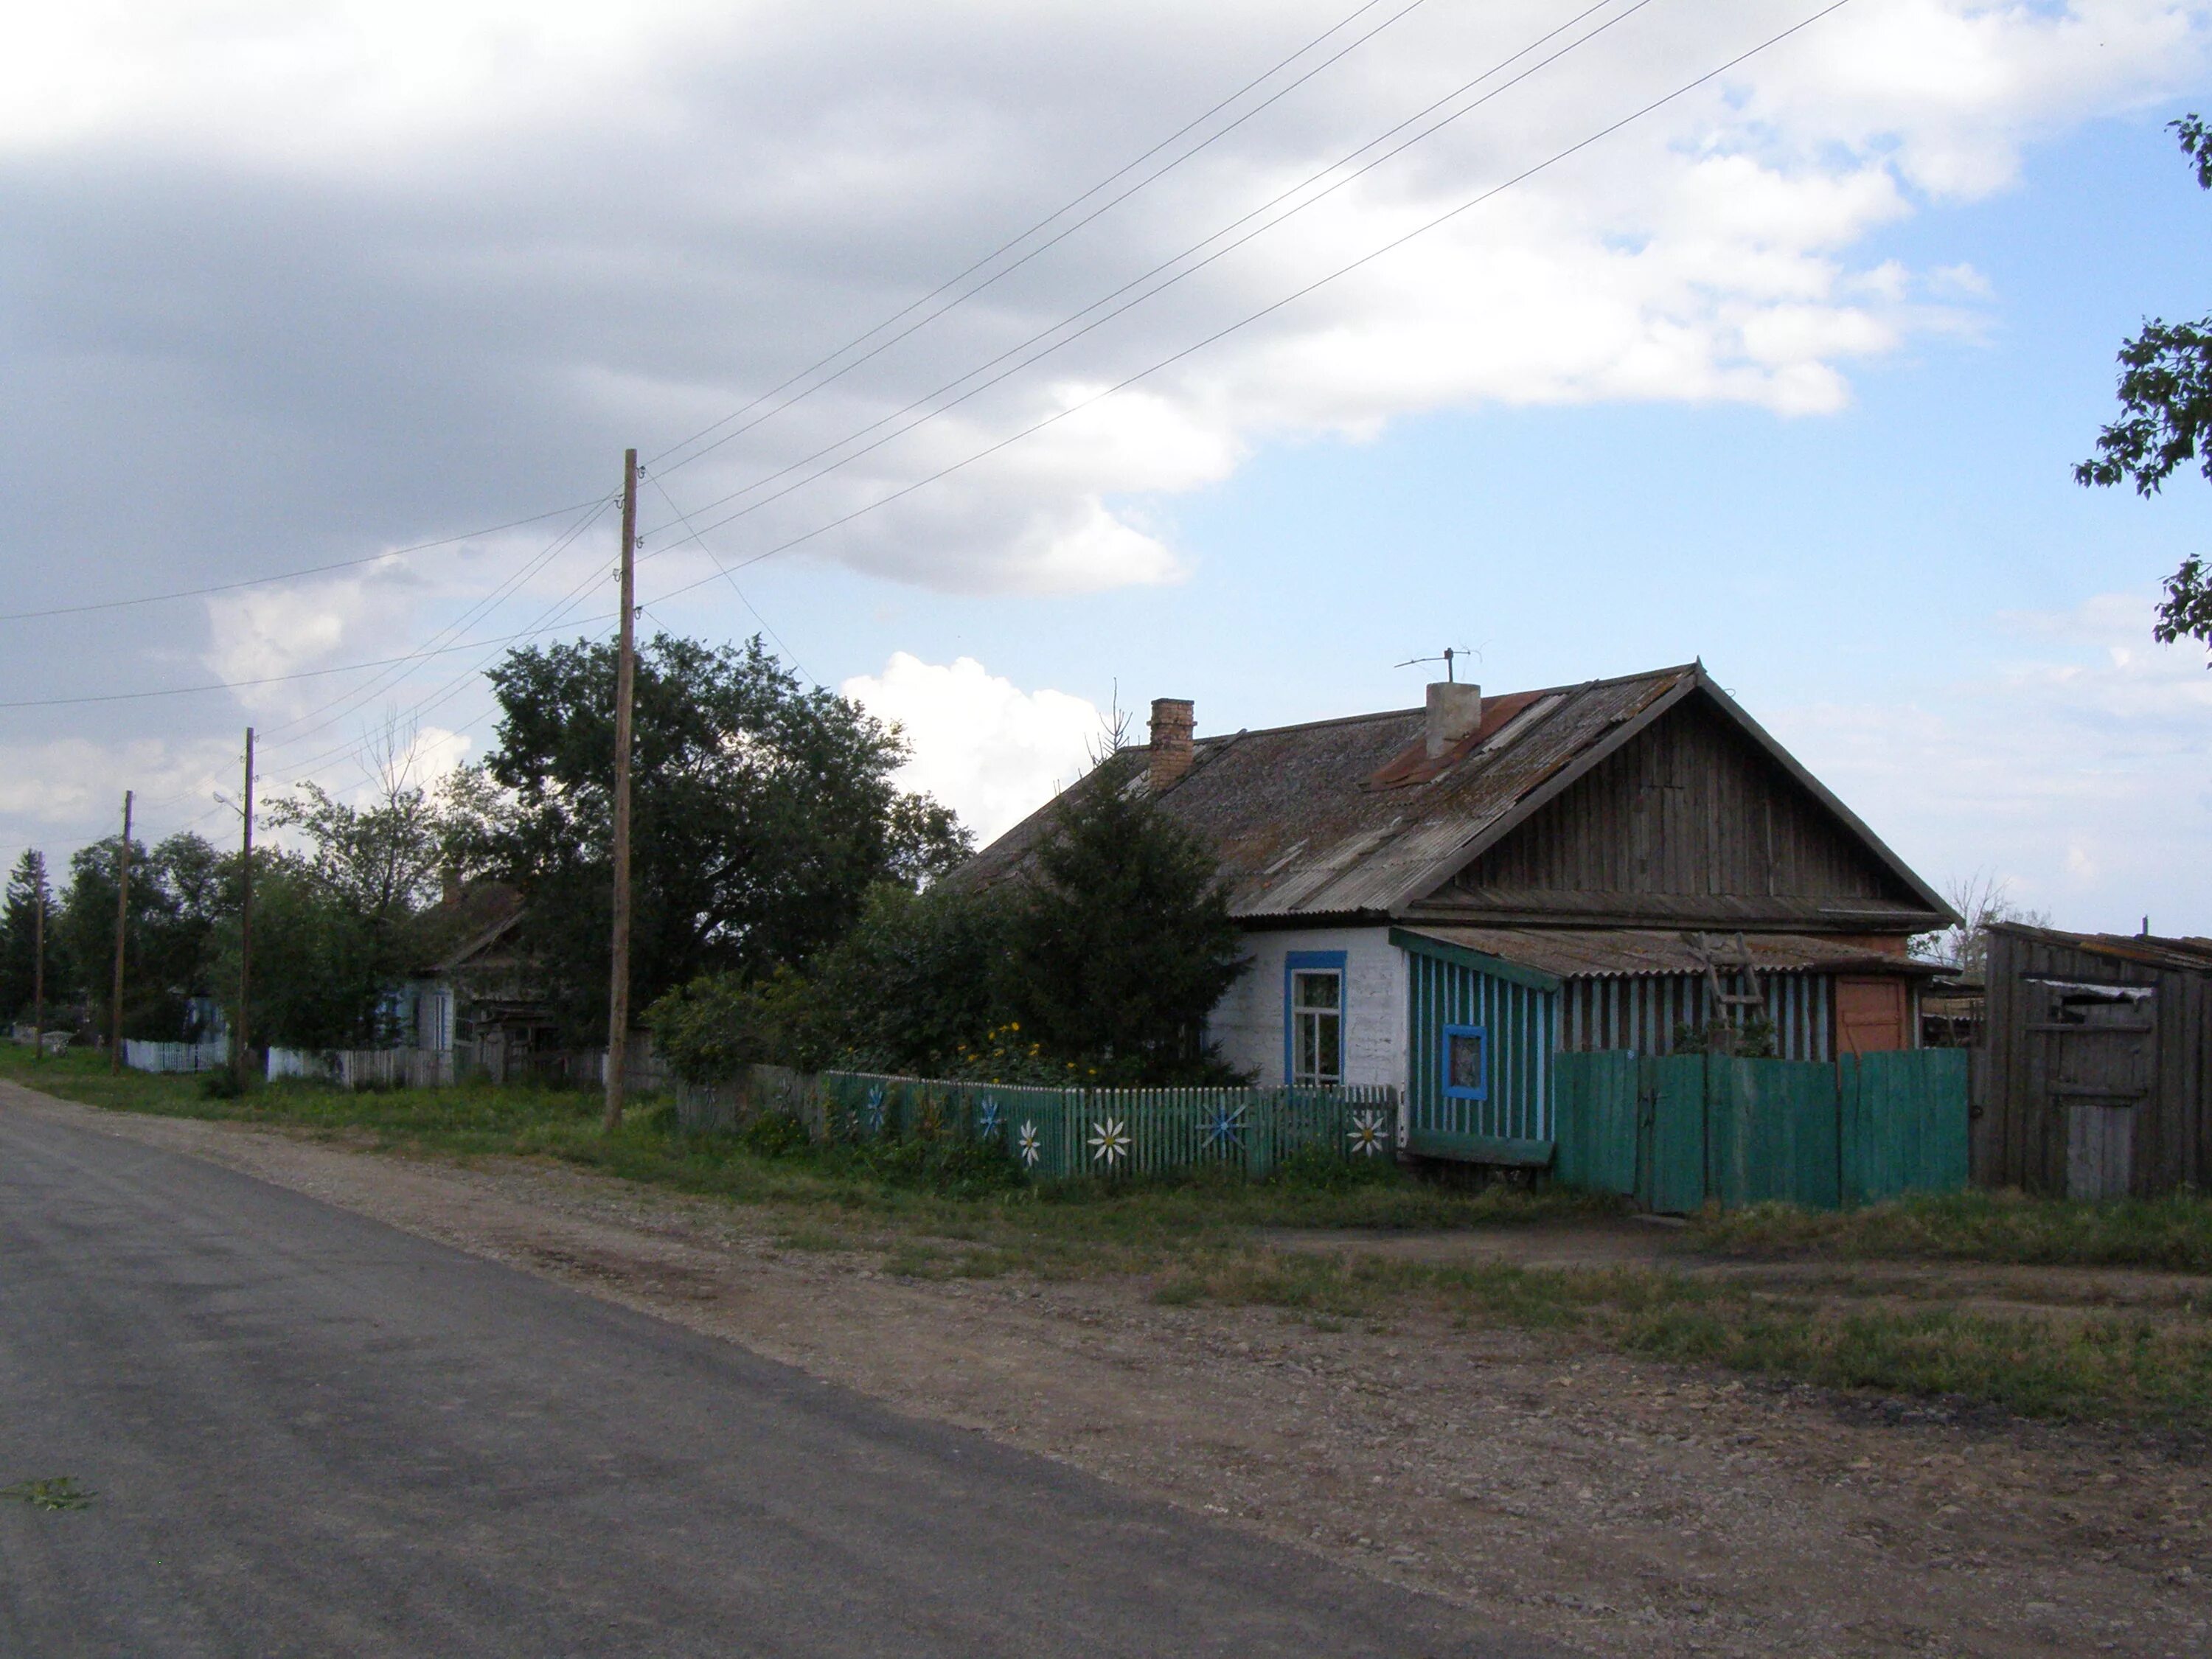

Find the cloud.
[
  {"left": 2, "top": 0, "right": 2209, "bottom": 864},
  {"left": 842, "top": 653, "right": 1104, "bottom": 843},
  {"left": 9, "top": 0, "right": 2207, "bottom": 613},
  {"left": 1769, "top": 591, "right": 2212, "bottom": 932}
]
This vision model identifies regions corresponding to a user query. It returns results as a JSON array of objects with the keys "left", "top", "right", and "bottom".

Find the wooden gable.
[{"left": 1407, "top": 690, "right": 1943, "bottom": 932}]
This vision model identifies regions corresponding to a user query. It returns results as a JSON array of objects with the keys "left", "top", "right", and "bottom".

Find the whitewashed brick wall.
[{"left": 1206, "top": 925, "right": 1407, "bottom": 1092}]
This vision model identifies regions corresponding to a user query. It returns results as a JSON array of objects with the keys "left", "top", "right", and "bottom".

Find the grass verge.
[
  {"left": 1690, "top": 1188, "right": 2212, "bottom": 1274},
  {"left": 8, "top": 1048, "right": 2209, "bottom": 1425}
]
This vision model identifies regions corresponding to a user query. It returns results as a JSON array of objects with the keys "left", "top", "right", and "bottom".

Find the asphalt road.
[{"left": 0, "top": 1095, "right": 1546, "bottom": 1658}]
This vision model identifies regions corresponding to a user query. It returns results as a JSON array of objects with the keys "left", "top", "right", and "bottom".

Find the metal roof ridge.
[{"left": 1176, "top": 662, "right": 1700, "bottom": 748}]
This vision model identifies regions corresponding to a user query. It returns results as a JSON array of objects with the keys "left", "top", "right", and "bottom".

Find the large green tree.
[
  {"left": 462, "top": 633, "right": 970, "bottom": 1040},
  {"left": 2079, "top": 115, "right": 2212, "bottom": 650},
  {"left": 0, "top": 850, "right": 62, "bottom": 1023},
  {"left": 1001, "top": 754, "right": 1248, "bottom": 1084},
  {"left": 56, "top": 832, "right": 229, "bottom": 1040}
]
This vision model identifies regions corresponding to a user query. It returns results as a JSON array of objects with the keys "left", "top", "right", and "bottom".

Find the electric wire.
[
  {"left": 644, "top": 0, "right": 1429, "bottom": 475},
  {"left": 0, "top": 497, "right": 611, "bottom": 625},
  {"left": 641, "top": 0, "right": 1855, "bottom": 603},
  {"left": 7, "top": 0, "right": 1852, "bottom": 861},
  {"left": 639, "top": 0, "right": 1657, "bottom": 552}
]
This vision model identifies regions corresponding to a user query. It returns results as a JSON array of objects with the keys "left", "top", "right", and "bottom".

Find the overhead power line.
[
  {"left": 644, "top": 0, "right": 1432, "bottom": 476},
  {"left": 639, "top": 0, "right": 1657, "bottom": 552},
  {"left": 641, "top": 0, "right": 1856, "bottom": 604},
  {"left": 0, "top": 497, "right": 611, "bottom": 624}
]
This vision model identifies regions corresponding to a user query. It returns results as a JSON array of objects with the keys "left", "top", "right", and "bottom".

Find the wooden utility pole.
[
  {"left": 108, "top": 790, "right": 132, "bottom": 1074},
  {"left": 237, "top": 727, "right": 254, "bottom": 1085},
  {"left": 30, "top": 872, "right": 44, "bottom": 1066},
  {"left": 602, "top": 448, "right": 639, "bottom": 1131}
]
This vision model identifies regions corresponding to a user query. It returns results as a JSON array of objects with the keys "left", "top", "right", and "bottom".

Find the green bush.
[{"left": 738, "top": 1110, "right": 811, "bottom": 1159}]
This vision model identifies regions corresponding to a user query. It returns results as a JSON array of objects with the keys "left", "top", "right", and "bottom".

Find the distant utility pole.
[
  {"left": 238, "top": 727, "right": 254, "bottom": 1085},
  {"left": 31, "top": 875, "right": 45, "bottom": 1066},
  {"left": 603, "top": 448, "right": 639, "bottom": 1132},
  {"left": 108, "top": 790, "right": 132, "bottom": 1074}
]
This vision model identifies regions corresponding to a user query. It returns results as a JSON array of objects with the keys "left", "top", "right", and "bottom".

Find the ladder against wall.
[{"left": 1688, "top": 931, "right": 1768, "bottom": 1049}]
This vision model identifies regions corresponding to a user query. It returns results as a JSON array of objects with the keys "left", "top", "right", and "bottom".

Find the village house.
[{"left": 963, "top": 662, "right": 1955, "bottom": 1166}]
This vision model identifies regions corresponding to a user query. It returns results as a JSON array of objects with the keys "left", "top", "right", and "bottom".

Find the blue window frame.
[
  {"left": 1441, "top": 1023, "right": 1489, "bottom": 1101},
  {"left": 1284, "top": 950, "right": 1347, "bottom": 1088}
]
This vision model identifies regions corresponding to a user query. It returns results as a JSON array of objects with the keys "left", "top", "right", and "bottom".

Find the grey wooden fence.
[{"left": 676, "top": 1065, "right": 1399, "bottom": 1179}]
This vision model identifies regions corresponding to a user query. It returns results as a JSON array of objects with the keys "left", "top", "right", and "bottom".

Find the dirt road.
[{"left": 13, "top": 1086, "right": 2208, "bottom": 1658}]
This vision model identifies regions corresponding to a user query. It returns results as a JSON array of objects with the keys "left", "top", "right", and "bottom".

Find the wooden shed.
[{"left": 1977, "top": 923, "right": 2212, "bottom": 1197}]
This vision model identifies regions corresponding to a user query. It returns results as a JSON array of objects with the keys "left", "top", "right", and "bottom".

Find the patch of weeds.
[
  {"left": 1616, "top": 1295, "right": 2212, "bottom": 1423},
  {"left": 1150, "top": 1276, "right": 1205, "bottom": 1307},
  {"left": 3, "top": 1476, "right": 97, "bottom": 1512},
  {"left": 739, "top": 1111, "right": 812, "bottom": 1159},
  {"left": 883, "top": 1242, "right": 947, "bottom": 1279},
  {"left": 1691, "top": 1189, "right": 2212, "bottom": 1273},
  {"left": 772, "top": 1226, "right": 851, "bottom": 1253}
]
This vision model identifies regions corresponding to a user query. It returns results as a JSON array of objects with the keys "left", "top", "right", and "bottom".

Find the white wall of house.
[{"left": 1206, "top": 925, "right": 1407, "bottom": 1092}]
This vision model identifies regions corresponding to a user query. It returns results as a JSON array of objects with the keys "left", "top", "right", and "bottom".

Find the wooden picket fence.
[
  {"left": 676, "top": 1065, "right": 1399, "bottom": 1180},
  {"left": 122, "top": 1037, "right": 232, "bottom": 1074}
]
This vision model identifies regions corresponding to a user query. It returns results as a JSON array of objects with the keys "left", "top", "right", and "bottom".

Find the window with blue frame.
[
  {"left": 1284, "top": 950, "right": 1346, "bottom": 1087},
  {"left": 1441, "top": 1023, "right": 1488, "bottom": 1100}
]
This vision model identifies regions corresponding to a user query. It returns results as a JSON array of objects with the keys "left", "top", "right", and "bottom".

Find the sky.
[{"left": 2, "top": 0, "right": 2208, "bottom": 933}]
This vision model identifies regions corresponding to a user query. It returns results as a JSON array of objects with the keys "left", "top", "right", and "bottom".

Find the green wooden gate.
[
  {"left": 1555, "top": 1048, "right": 1968, "bottom": 1212},
  {"left": 1841, "top": 1048, "right": 1969, "bottom": 1206}
]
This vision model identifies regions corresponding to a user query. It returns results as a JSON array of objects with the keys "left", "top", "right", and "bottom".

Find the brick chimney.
[
  {"left": 1148, "top": 697, "right": 1195, "bottom": 791},
  {"left": 1425, "top": 681, "right": 1483, "bottom": 759}
]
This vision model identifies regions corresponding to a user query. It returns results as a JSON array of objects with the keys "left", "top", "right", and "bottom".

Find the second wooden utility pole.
[
  {"left": 602, "top": 448, "right": 639, "bottom": 1132},
  {"left": 238, "top": 727, "right": 254, "bottom": 1085},
  {"left": 31, "top": 873, "right": 45, "bottom": 1067},
  {"left": 108, "top": 790, "right": 132, "bottom": 1074}
]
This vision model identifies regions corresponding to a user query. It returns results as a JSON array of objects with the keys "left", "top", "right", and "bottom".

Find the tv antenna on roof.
[{"left": 1396, "top": 646, "right": 1477, "bottom": 683}]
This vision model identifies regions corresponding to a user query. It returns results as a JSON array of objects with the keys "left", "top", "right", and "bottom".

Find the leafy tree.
[
  {"left": 1001, "top": 753, "right": 1248, "bottom": 1084},
  {"left": 650, "top": 881, "right": 1006, "bottom": 1079},
  {"left": 204, "top": 853, "right": 389, "bottom": 1049},
  {"left": 0, "top": 850, "right": 62, "bottom": 1023},
  {"left": 56, "top": 832, "right": 229, "bottom": 1040},
  {"left": 2078, "top": 114, "right": 2212, "bottom": 650},
  {"left": 465, "top": 633, "right": 969, "bottom": 1040}
]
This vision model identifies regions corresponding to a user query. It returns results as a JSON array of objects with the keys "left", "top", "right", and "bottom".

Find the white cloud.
[
  {"left": 12, "top": 0, "right": 2209, "bottom": 606},
  {"left": 843, "top": 653, "right": 1103, "bottom": 843},
  {"left": 5, "top": 0, "right": 2211, "bottom": 872},
  {"left": 1770, "top": 592, "right": 2212, "bottom": 932}
]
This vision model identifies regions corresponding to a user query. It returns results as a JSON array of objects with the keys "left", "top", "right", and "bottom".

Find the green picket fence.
[
  {"left": 678, "top": 1065, "right": 1399, "bottom": 1180},
  {"left": 1554, "top": 1048, "right": 1967, "bottom": 1213}
]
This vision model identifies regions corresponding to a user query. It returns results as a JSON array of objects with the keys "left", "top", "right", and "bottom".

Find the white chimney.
[{"left": 1425, "top": 681, "right": 1482, "bottom": 759}]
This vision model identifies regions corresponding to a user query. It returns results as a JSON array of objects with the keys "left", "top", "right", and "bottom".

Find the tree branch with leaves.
[{"left": 2078, "top": 115, "right": 2212, "bottom": 651}]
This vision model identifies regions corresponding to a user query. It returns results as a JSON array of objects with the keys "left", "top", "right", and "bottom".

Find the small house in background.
[
  {"left": 403, "top": 883, "right": 566, "bottom": 1078},
  {"left": 1977, "top": 923, "right": 2212, "bottom": 1198},
  {"left": 961, "top": 662, "right": 1955, "bottom": 1169}
]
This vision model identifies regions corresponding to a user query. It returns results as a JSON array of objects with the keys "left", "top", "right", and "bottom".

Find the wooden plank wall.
[
  {"left": 1979, "top": 931, "right": 2202, "bottom": 1196},
  {"left": 1452, "top": 698, "right": 1910, "bottom": 914}
]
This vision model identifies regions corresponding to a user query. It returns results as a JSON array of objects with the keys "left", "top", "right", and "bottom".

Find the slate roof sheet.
[{"left": 956, "top": 665, "right": 1694, "bottom": 919}]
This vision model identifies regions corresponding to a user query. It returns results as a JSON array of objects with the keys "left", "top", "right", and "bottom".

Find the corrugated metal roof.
[
  {"left": 953, "top": 661, "right": 1944, "bottom": 928},
  {"left": 1990, "top": 922, "right": 2212, "bottom": 975},
  {"left": 956, "top": 666, "right": 1697, "bottom": 919},
  {"left": 1399, "top": 926, "right": 1948, "bottom": 980}
]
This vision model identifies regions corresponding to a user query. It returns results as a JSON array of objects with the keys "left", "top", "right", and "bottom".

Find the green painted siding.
[{"left": 1402, "top": 939, "right": 1556, "bottom": 1162}]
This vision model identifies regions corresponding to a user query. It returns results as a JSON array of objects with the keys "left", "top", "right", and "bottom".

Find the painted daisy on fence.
[
  {"left": 1201, "top": 1104, "right": 1247, "bottom": 1151},
  {"left": 1347, "top": 1108, "right": 1388, "bottom": 1157},
  {"left": 976, "top": 1097, "right": 1003, "bottom": 1139},
  {"left": 862, "top": 1083, "right": 887, "bottom": 1136},
  {"left": 1088, "top": 1117, "right": 1131, "bottom": 1166},
  {"left": 1016, "top": 1121, "right": 1042, "bottom": 1167}
]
